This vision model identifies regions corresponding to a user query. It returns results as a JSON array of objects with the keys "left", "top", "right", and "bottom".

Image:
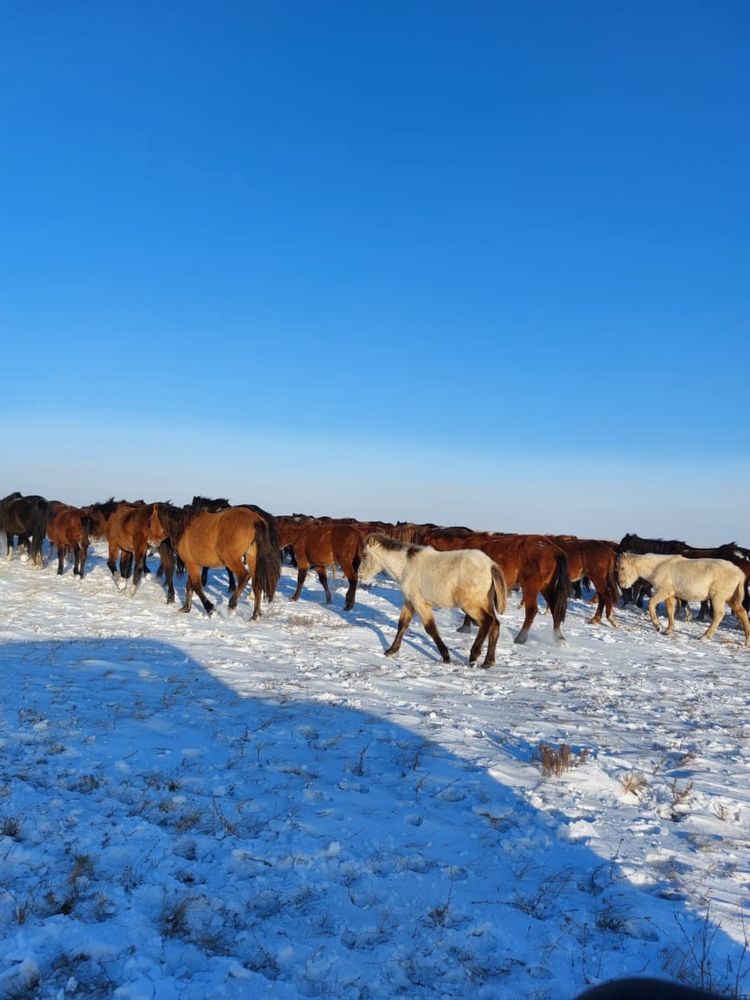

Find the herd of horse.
[{"left": 1, "top": 490, "right": 749, "bottom": 662}]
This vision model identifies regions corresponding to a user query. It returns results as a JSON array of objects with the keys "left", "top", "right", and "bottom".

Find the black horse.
[{"left": 0, "top": 492, "right": 50, "bottom": 566}]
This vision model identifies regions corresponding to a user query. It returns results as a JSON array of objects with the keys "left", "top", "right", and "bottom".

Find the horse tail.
[
  {"left": 251, "top": 515, "right": 282, "bottom": 602},
  {"left": 490, "top": 563, "right": 508, "bottom": 618},
  {"left": 605, "top": 556, "right": 621, "bottom": 607},
  {"left": 549, "top": 551, "right": 572, "bottom": 626},
  {"left": 731, "top": 579, "right": 746, "bottom": 611},
  {"left": 29, "top": 498, "right": 51, "bottom": 566}
]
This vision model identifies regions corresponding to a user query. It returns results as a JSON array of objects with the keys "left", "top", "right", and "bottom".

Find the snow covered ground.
[{"left": 0, "top": 544, "right": 748, "bottom": 999}]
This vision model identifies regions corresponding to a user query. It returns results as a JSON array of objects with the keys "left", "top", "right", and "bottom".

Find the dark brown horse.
[
  {"left": 0, "top": 492, "right": 50, "bottom": 566},
  {"left": 47, "top": 505, "right": 107, "bottom": 578},
  {"left": 548, "top": 536, "right": 620, "bottom": 626},
  {"left": 422, "top": 529, "right": 571, "bottom": 644},
  {"left": 148, "top": 504, "right": 280, "bottom": 618},
  {"left": 277, "top": 517, "right": 366, "bottom": 611}
]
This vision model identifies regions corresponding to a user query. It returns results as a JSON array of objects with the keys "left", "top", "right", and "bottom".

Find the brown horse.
[
  {"left": 104, "top": 502, "right": 154, "bottom": 594},
  {"left": 277, "top": 517, "right": 366, "bottom": 611},
  {"left": 422, "top": 529, "right": 571, "bottom": 644},
  {"left": 148, "top": 505, "right": 280, "bottom": 618},
  {"left": 548, "top": 536, "right": 620, "bottom": 626},
  {"left": 47, "top": 505, "right": 107, "bottom": 578}
]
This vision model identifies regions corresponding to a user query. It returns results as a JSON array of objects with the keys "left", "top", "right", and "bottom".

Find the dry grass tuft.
[{"left": 621, "top": 772, "right": 648, "bottom": 797}]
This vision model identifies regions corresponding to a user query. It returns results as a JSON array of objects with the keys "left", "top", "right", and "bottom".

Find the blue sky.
[{"left": 1, "top": 2, "right": 748, "bottom": 540}]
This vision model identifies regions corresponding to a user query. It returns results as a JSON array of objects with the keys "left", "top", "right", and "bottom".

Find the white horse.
[
  {"left": 358, "top": 534, "right": 508, "bottom": 667},
  {"left": 618, "top": 551, "right": 750, "bottom": 645}
]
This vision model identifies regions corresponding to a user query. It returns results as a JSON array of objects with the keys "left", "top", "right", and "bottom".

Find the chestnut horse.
[
  {"left": 104, "top": 502, "right": 155, "bottom": 595},
  {"left": 548, "top": 536, "right": 620, "bottom": 626},
  {"left": 422, "top": 529, "right": 571, "bottom": 644},
  {"left": 47, "top": 505, "right": 107, "bottom": 578},
  {"left": 148, "top": 504, "right": 280, "bottom": 618},
  {"left": 277, "top": 517, "right": 366, "bottom": 611}
]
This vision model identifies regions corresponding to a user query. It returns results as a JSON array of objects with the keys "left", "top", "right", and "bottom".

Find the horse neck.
[
  {"left": 372, "top": 544, "right": 408, "bottom": 581},
  {"left": 631, "top": 552, "right": 670, "bottom": 577}
]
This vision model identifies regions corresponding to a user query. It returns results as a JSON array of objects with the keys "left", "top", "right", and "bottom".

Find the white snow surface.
[{"left": 0, "top": 546, "right": 749, "bottom": 999}]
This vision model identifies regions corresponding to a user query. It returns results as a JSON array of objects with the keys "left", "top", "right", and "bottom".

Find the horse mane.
[
  {"left": 368, "top": 533, "right": 423, "bottom": 559},
  {"left": 718, "top": 541, "right": 750, "bottom": 559},
  {"left": 156, "top": 503, "right": 192, "bottom": 542},
  {"left": 189, "top": 495, "right": 231, "bottom": 511},
  {"left": 618, "top": 533, "right": 689, "bottom": 554}
]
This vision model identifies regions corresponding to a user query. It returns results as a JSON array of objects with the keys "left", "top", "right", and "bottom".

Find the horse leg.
[
  {"left": 315, "top": 565, "right": 332, "bottom": 604},
  {"left": 129, "top": 546, "right": 148, "bottom": 595},
  {"left": 291, "top": 562, "right": 309, "bottom": 601},
  {"left": 226, "top": 569, "right": 236, "bottom": 595},
  {"left": 78, "top": 542, "right": 89, "bottom": 579},
  {"left": 5, "top": 532, "right": 12, "bottom": 561},
  {"left": 226, "top": 560, "right": 251, "bottom": 613},
  {"left": 342, "top": 571, "right": 358, "bottom": 611},
  {"left": 647, "top": 591, "right": 668, "bottom": 632},
  {"left": 418, "top": 607, "right": 451, "bottom": 664},
  {"left": 180, "top": 575, "right": 194, "bottom": 613},
  {"left": 663, "top": 597, "right": 677, "bottom": 635},
  {"left": 385, "top": 601, "right": 415, "bottom": 657},
  {"left": 315, "top": 566, "right": 333, "bottom": 604},
  {"left": 588, "top": 593, "right": 604, "bottom": 625},
  {"left": 159, "top": 542, "right": 175, "bottom": 604},
  {"left": 108, "top": 542, "right": 126, "bottom": 589},
  {"left": 184, "top": 563, "right": 214, "bottom": 616},
  {"left": 699, "top": 595, "right": 725, "bottom": 642},
  {"left": 515, "top": 588, "right": 539, "bottom": 644},
  {"left": 457, "top": 614, "right": 473, "bottom": 633},
  {"left": 482, "top": 616, "right": 501, "bottom": 667},
  {"left": 469, "top": 613, "right": 493, "bottom": 666},
  {"left": 56, "top": 545, "right": 66, "bottom": 575},
  {"left": 732, "top": 600, "right": 750, "bottom": 646},
  {"left": 337, "top": 555, "right": 358, "bottom": 611},
  {"left": 120, "top": 550, "right": 133, "bottom": 579}
]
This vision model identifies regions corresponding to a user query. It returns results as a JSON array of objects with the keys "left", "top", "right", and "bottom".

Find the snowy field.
[{"left": 0, "top": 544, "right": 748, "bottom": 1000}]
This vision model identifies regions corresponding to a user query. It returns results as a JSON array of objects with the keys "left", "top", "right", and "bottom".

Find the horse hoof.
[
  {"left": 514, "top": 632, "right": 528, "bottom": 645},
  {"left": 441, "top": 655, "right": 451, "bottom": 664},
  {"left": 179, "top": 605, "right": 191, "bottom": 614},
  {"left": 384, "top": 647, "right": 397, "bottom": 657},
  {"left": 128, "top": 585, "right": 138, "bottom": 598}
]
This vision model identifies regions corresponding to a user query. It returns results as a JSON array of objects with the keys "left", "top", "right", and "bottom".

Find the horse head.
[
  {"left": 147, "top": 504, "right": 169, "bottom": 547},
  {"left": 616, "top": 552, "right": 639, "bottom": 588},
  {"left": 81, "top": 506, "right": 108, "bottom": 540}
]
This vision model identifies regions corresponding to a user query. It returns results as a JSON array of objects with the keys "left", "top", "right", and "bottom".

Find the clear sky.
[{"left": 1, "top": 2, "right": 748, "bottom": 542}]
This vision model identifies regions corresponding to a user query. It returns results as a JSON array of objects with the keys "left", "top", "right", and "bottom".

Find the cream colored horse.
[
  {"left": 358, "top": 534, "right": 508, "bottom": 667},
  {"left": 618, "top": 551, "right": 750, "bottom": 646}
]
